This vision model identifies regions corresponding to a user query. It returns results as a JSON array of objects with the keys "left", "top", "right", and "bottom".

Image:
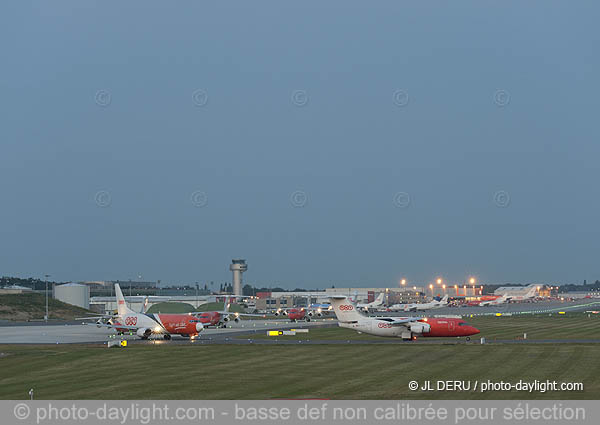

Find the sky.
[{"left": 1, "top": 1, "right": 599, "bottom": 288}]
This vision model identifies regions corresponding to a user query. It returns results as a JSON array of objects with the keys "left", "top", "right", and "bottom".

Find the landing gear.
[
  {"left": 466, "top": 337, "right": 471, "bottom": 342},
  {"left": 163, "top": 334, "right": 172, "bottom": 340}
]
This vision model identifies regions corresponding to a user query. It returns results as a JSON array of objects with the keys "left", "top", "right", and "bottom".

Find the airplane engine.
[
  {"left": 223, "top": 316, "right": 230, "bottom": 322},
  {"left": 136, "top": 328, "right": 152, "bottom": 339},
  {"left": 234, "top": 317, "right": 240, "bottom": 323},
  {"left": 195, "top": 323, "right": 204, "bottom": 332},
  {"left": 409, "top": 322, "right": 430, "bottom": 334}
]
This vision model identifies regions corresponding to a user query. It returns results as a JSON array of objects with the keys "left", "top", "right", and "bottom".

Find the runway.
[
  {"left": 0, "top": 318, "right": 335, "bottom": 344},
  {"left": 374, "top": 299, "right": 600, "bottom": 317},
  {"left": 161, "top": 338, "right": 600, "bottom": 345},
  {"left": 1, "top": 300, "right": 597, "bottom": 345}
]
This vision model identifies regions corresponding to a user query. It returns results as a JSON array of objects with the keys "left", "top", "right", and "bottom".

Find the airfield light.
[
  {"left": 442, "top": 284, "right": 446, "bottom": 289},
  {"left": 154, "top": 326, "right": 161, "bottom": 332},
  {"left": 429, "top": 284, "right": 433, "bottom": 289},
  {"left": 401, "top": 279, "right": 406, "bottom": 286},
  {"left": 437, "top": 278, "right": 442, "bottom": 285},
  {"left": 413, "top": 286, "right": 416, "bottom": 290},
  {"left": 469, "top": 277, "right": 476, "bottom": 285}
]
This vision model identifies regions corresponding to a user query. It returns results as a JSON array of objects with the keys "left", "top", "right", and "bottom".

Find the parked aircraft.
[
  {"left": 389, "top": 295, "right": 449, "bottom": 312},
  {"left": 329, "top": 296, "right": 479, "bottom": 341},
  {"left": 77, "top": 284, "right": 205, "bottom": 339}
]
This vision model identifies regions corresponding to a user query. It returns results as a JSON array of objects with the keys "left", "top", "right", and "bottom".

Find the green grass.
[
  {"left": 193, "top": 302, "right": 245, "bottom": 313},
  {"left": 243, "top": 313, "right": 600, "bottom": 341},
  {"left": 0, "top": 344, "right": 598, "bottom": 399},
  {"left": 0, "top": 293, "right": 91, "bottom": 321},
  {"left": 146, "top": 302, "right": 196, "bottom": 314}
]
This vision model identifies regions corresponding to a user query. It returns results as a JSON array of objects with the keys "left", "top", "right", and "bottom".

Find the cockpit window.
[{"left": 458, "top": 322, "right": 471, "bottom": 326}]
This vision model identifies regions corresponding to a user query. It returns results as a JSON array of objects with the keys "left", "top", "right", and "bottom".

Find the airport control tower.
[{"left": 230, "top": 259, "right": 247, "bottom": 296}]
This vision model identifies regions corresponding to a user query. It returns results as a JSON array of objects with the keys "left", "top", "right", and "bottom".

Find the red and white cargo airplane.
[
  {"left": 193, "top": 297, "right": 265, "bottom": 328},
  {"left": 78, "top": 285, "right": 261, "bottom": 339},
  {"left": 472, "top": 294, "right": 511, "bottom": 307},
  {"left": 273, "top": 307, "right": 313, "bottom": 322},
  {"left": 388, "top": 295, "right": 449, "bottom": 312},
  {"left": 78, "top": 284, "right": 206, "bottom": 339},
  {"left": 329, "top": 296, "right": 480, "bottom": 341}
]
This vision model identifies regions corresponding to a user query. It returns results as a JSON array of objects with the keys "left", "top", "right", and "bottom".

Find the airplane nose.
[{"left": 471, "top": 327, "right": 480, "bottom": 335}]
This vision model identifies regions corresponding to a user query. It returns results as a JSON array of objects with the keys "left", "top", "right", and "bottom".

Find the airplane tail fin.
[
  {"left": 224, "top": 295, "right": 231, "bottom": 313},
  {"left": 114, "top": 284, "right": 134, "bottom": 316},
  {"left": 375, "top": 292, "right": 385, "bottom": 304},
  {"left": 140, "top": 297, "right": 149, "bottom": 313},
  {"left": 442, "top": 295, "right": 449, "bottom": 303},
  {"left": 329, "top": 296, "right": 364, "bottom": 322}
]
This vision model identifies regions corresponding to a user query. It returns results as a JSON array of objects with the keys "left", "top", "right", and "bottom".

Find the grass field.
[
  {"left": 146, "top": 302, "right": 196, "bottom": 314},
  {"left": 0, "top": 293, "right": 91, "bottom": 321},
  {"left": 244, "top": 313, "right": 600, "bottom": 341},
  {"left": 193, "top": 302, "right": 245, "bottom": 313},
  {"left": 0, "top": 343, "right": 598, "bottom": 400},
  {"left": 0, "top": 313, "right": 598, "bottom": 400}
]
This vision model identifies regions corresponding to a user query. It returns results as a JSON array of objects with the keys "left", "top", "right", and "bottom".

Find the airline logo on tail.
[{"left": 339, "top": 305, "right": 354, "bottom": 311}]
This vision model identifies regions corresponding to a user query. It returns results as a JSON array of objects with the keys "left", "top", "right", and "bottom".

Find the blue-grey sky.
[{"left": 1, "top": 1, "right": 599, "bottom": 288}]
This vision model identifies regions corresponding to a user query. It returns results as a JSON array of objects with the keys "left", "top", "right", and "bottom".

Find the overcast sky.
[{"left": 1, "top": 1, "right": 599, "bottom": 288}]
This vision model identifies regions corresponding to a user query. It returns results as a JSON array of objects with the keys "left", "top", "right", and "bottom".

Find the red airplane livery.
[
  {"left": 79, "top": 286, "right": 264, "bottom": 338},
  {"left": 273, "top": 307, "right": 313, "bottom": 322},
  {"left": 79, "top": 284, "right": 206, "bottom": 339},
  {"left": 329, "top": 296, "right": 480, "bottom": 341}
]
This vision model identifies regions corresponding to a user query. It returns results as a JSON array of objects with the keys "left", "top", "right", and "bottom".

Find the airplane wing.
[
  {"left": 75, "top": 314, "right": 114, "bottom": 320},
  {"left": 189, "top": 311, "right": 267, "bottom": 317},
  {"left": 81, "top": 322, "right": 139, "bottom": 331},
  {"left": 376, "top": 317, "right": 421, "bottom": 326}
]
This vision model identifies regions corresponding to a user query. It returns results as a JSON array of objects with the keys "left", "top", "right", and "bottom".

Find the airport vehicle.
[
  {"left": 389, "top": 295, "right": 449, "bottom": 312},
  {"left": 329, "top": 296, "right": 479, "bottom": 341},
  {"left": 78, "top": 284, "right": 205, "bottom": 339}
]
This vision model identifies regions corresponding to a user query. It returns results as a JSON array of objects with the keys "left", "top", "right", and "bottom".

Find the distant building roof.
[{"left": 2, "top": 285, "right": 33, "bottom": 291}]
